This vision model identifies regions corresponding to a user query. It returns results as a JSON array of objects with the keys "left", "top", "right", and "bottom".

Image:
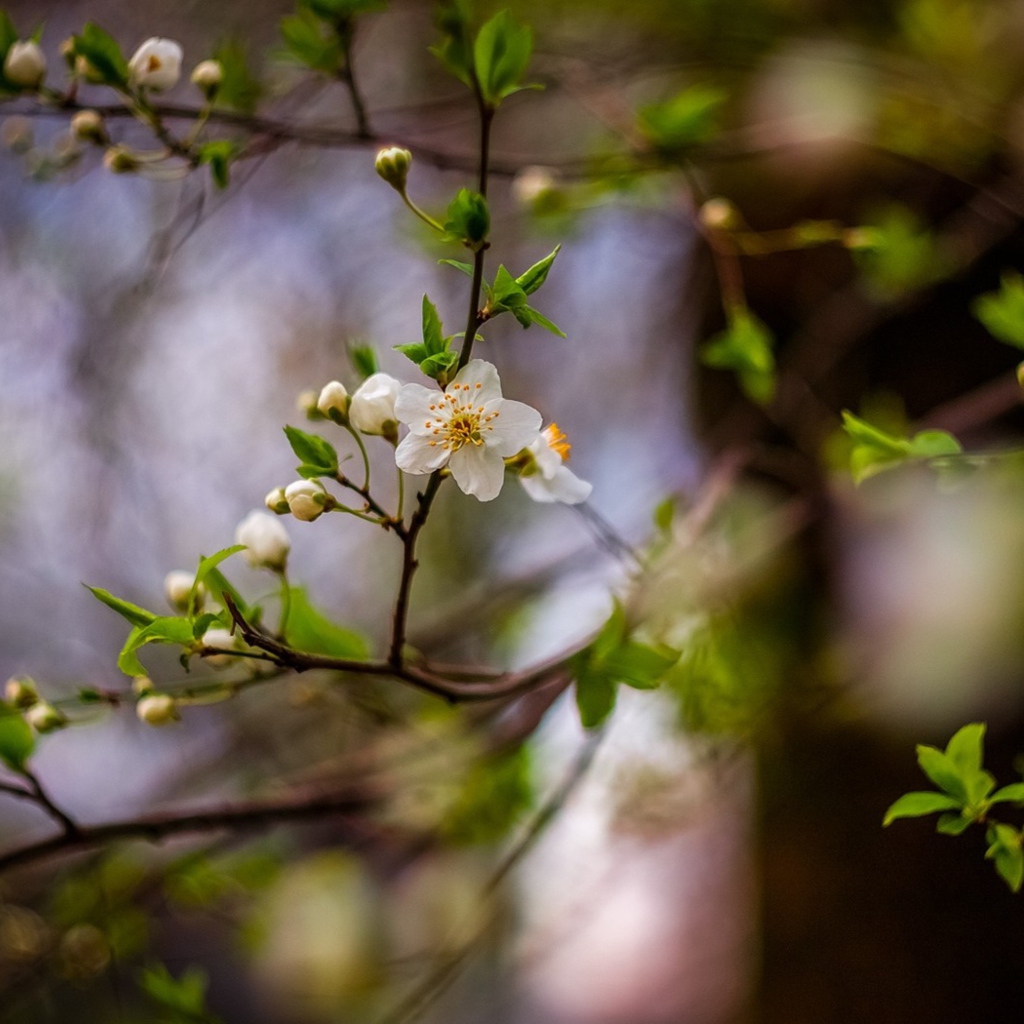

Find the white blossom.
[
  {"left": 518, "top": 424, "right": 592, "bottom": 505},
  {"left": 235, "top": 510, "right": 291, "bottom": 571},
  {"left": 4, "top": 41, "right": 46, "bottom": 89},
  {"left": 284, "top": 479, "right": 329, "bottom": 522},
  {"left": 350, "top": 373, "right": 401, "bottom": 438},
  {"left": 395, "top": 359, "right": 541, "bottom": 502},
  {"left": 128, "top": 38, "right": 183, "bottom": 91}
]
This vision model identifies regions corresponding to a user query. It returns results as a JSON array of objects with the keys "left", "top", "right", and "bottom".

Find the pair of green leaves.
[
  {"left": 443, "top": 188, "right": 490, "bottom": 249},
  {"left": 395, "top": 296, "right": 459, "bottom": 382},
  {"left": 840, "top": 410, "right": 961, "bottom": 484},
  {"left": 284, "top": 424, "right": 339, "bottom": 478},
  {"left": 884, "top": 723, "right": 1024, "bottom": 891},
  {"left": 573, "top": 604, "right": 679, "bottom": 729},
  {"left": 701, "top": 309, "right": 776, "bottom": 405},
  {"left": 140, "top": 964, "right": 222, "bottom": 1024},
  {"left": 433, "top": 5, "right": 536, "bottom": 110}
]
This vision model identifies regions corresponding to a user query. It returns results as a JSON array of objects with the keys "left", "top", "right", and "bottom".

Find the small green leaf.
[
  {"left": 883, "top": 791, "right": 962, "bottom": 826},
  {"left": 212, "top": 39, "right": 263, "bottom": 113},
  {"left": 85, "top": 586, "right": 158, "bottom": 628},
  {"left": 574, "top": 664, "right": 616, "bottom": 729},
  {"left": 936, "top": 811, "right": 974, "bottom": 835},
  {"left": 653, "top": 496, "right": 676, "bottom": 533},
  {"left": 701, "top": 310, "right": 775, "bottom": 404},
  {"left": 349, "top": 343, "right": 378, "bottom": 380},
  {"left": 973, "top": 271, "right": 1024, "bottom": 351},
  {"left": 991, "top": 782, "right": 1024, "bottom": 805},
  {"left": 192, "top": 546, "right": 246, "bottom": 609},
  {"left": 0, "top": 704, "right": 35, "bottom": 773},
  {"left": 944, "top": 722, "right": 985, "bottom": 774},
  {"left": 516, "top": 245, "right": 561, "bottom": 295},
  {"left": 419, "top": 350, "right": 459, "bottom": 381},
  {"left": 72, "top": 22, "right": 129, "bottom": 86},
  {"left": 430, "top": 0, "right": 474, "bottom": 86},
  {"left": 202, "top": 565, "right": 249, "bottom": 619},
  {"left": 603, "top": 641, "right": 679, "bottom": 690},
  {"left": 395, "top": 342, "right": 429, "bottom": 365},
  {"left": 283, "top": 425, "right": 339, "bottom": 476},
  {"left": 140, "top": 963, "right": 221, "bottom": 1021},
  {"left": 117, "top": 617, "right": 196, "bottom": 677},
  {"left": 422, "top": 295, "right": 445, "bottom": 355},
  {"left": 473, "top": 9, "right": 534, "bottom": 108},
  {"left": 280, "top": 8, "right": 341, "bottom": 72},
  {"left": 439, "top": 258, "right": 473, "bottom": 277},
  {"left": 0, "top": 12, "right": 17, "bottom": 67},
  {"left": 907, "top": 430, "right": 962, "bottom": 459},
  {"left": 985, "top": 824, "right": 1024, "bottom": 892},
  {"left": 197, "top": 140, "right": 239, "bottom": 190},
  {"left": 639, "top": 85, "right": 726, "bottom": 150},
  {"left": 444, "top": 188, "right": 490, "bottom": 247},
  {"left": 916, "top": 744, "right": 969, "bottom": 802},
  {"left": 522, "top": 305, "right": 566, "bottom": 337},
  {"left": 284, "top": 587, "right": 368, "bottom": 659}
]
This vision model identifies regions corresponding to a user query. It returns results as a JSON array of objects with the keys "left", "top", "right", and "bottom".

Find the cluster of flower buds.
[{"left": 5, "top": 676, "right": 66, "bottom": 733}]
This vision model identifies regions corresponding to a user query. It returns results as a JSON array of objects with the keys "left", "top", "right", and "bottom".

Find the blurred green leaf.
[
  {"left": 197, "top": 140, "right": 239, "bottom": 190},
  {"left": 85, "top": 586, "right": 158, "bottom": 629},
  {"left": 883, "top": 791, "right": 962, "bottom": 826},
  {"left": 973, "top": 271, "right": 1024, "bottom": 351},
  {"left": 349, "top": 343, "right": 378, "bottom": 379},
  {"left": 639, "top": 85, "right": 726, "bottom": 150},
  {"left": 986, "top": 823, "right": 1024, "bottom": 892},
  {"left": 574, "top": 663, "right": 616, "bottom": 729},
  {"left": 854, "top": 204, "right": 947, "bottom": 296},
  {"left": 431, "top": 0, "right": 474, "bottom": 86},
  {"left": 701, "top": 310, "right": 775, "bottom": 404},
  {"left": 474, "top": 9, "right": 534, "bottom": 107},
  {"left": 284, "top": 587, "right": 368, "bottom": 658},
  {"left": 991, "top": 783, "right": 1024, "bottom": 805},
  {"left": 442, "top": 745, "right": 533, "bottom": 844},
  {"left": 212, "top": 40, "right": 262, "bottom": 113},
  {"left": 72, "top": 22, "right": 129, "bottom": 86},
  {"left": 280, "top": 7, "right": 341, "bottom": 72},
  {"left": 0, "top": 703, "right": 34, "bottom": 772},
  {"left": 140, "top": 963, "right": 222, "bottom": 1023}
]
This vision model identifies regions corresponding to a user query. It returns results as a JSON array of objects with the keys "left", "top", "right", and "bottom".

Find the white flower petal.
[
  {"left": 451, "top": 359, "right": 501, "bottom": 404},
  {"left": 520, "top": 465, "right": 593, "bottom": 505},
  {"left": 396, "top": 432, "right": 450, "bottom": 475},
  {"left": 449, "top": 445, "right": 505, "bottom": 501},
  {"left": 395, "top": 383, "right": 444, "bottom": 436},
  {"left": 485, "top": 399, "right": 542, "bottom": 456},
  {"left": 527, "top": 434, "right": 563, "bottom": 478}
]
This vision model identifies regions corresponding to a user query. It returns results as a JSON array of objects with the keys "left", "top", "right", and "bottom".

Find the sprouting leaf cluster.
[{"left": 840, "top": 410, "right": 962, "bottom": 484}]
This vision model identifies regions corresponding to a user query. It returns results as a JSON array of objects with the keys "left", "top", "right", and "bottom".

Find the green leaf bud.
[
  {"left": 136, "top": 693, "right": 179, "bottom": 726},
  {"left": 1, "top": 116, "right": 33, "bottom": 154},
  {"left": 375, "top": 146, "right": 412, "bottom": 192}
]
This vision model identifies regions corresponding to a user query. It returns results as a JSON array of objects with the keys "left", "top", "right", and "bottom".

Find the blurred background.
[{"left": 3, "top": 0, "right": 1024, "bottom": 1021}]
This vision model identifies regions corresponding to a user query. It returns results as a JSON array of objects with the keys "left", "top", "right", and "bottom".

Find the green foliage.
[
  {"left": 572, "top": 604, "right": 678, "bottom": 729},
  {"left": 701, "top": 309, "right": 775, "bottom": 404},
  {"left": 211, "top": 40, "right": 263, "bottom": 113},
  {"left": 0, "top": 10, "right": 18, "bottom": 93},
  {"left": 473, "top": 9, "right": 535, "bottom": 108},
  {"left": 284, "top": 424, "right": 340, "bottom": 478},
  {"left": 86, "top": 585, "right": 158, "bottom": 628},
  {"left": 482, "top": 246, "right": 566, "bottom": 335},
  {"left": 973, "top": 270, "right": 1024, "bottom": 350},
  {"left": 639, "top": 85, "right": 726, "bottom": 151},
  {"left": 840, "top": 410, "right": 961, "bottom": 484},
  {"left": 140, "top": 963, "right": 223, "bottom": 1024},
  {"left": 394, "top": 295, "right": 458, "bottom": 382},
  {"left": 443, "top": 188, "right": 490, "bottom": 248},
  {"left": 431, "top": 0, "right": 474, "bottom": 86},
  {"left": 854, "top": 204, "right": 947, "bottom": 296},
  {"left": 986, "top": 823, "right": 1024, "bottom": 892},
  {"left": 441, "top": 745, "right": 533, "bottom": 844},
  {"left": 349, "top": 342, "right": 379, "bottom": 379},
  {"left": 0, "top": 702, "right": 35, "bottom": 772},
  {"left": 280, "top": 7, "right": 342, "bottom": 72},
  {"left": 197, "top": 140, "right": 239, "bottom": 190},
  {"left": 191, "top": 546, "right": 247, "bottom": 611},
  {"left": 71, "top": 22, "right": 129, "bottom": 87},
  {"left": 306, "top": 0, "right": 386, "bottom": 22},
  {"left": 284, "top": 586, "right": 368, "bottom": 658},
  {"left": 117, "top": 617, "right": 197, "bottom": 676}
]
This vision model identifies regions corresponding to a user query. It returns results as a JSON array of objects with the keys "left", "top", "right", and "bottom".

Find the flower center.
[
  {"left": 423, "top": 382, "right": 499, "bottom": 452},
  {"left": 545, "top": 423, "right": 571, "bottom": 461},
  {"left": 146, "top": 55, "right": 163, "bottom": 72}
]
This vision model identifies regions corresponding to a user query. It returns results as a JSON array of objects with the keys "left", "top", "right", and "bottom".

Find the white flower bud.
[
  {"left": 4, "top": 41, "right": 47, "bottom": 90},
  {"left": 284, "top": 479, "right": 329, "bottom": 522},
  {"left": 5, "top": 676, "right": 38, "bottom": 708},
  {"left": 136, "top": 693, "right": 179, "bottom": 726},
  {"left": 349, "top": 373, "right": 401, "bottom": 439},
  {"left": 201, "top": 627, "right": 241, "bottom": 667},
  {"left": 511, "top": 165, "right": 557, "bottom": 207},
  {"left": 296, "top": 389, "right": 321, "bottom": 419},
  {"left": 70, "top": 109, "right": 106, "bottom": 145},
  {"left": 164, "top": 570, "right": 203, "bottom": 613},
  {"left": 26, "top": 702, "right": 66, "bottom": 734},
  {"left": 317, "top": 380, "right": 350, "bottom": 423},
  {"left": 699, "top": 197, "right": 740, "bottom": 232},
  {"left": 132, "top": 675, "right": 154, "bottom": 695},
  {"left": 235, "top": 510, "right": 291, "bottom": 571},
  {"left": 375, "top": 146, "right": 412, "bottom": 192},
  {"left": 103, "top": 145, "right": 138, "bottom": 174},
  {"left": 127, "top": 37, "right": 183, "bottom": 92},
  {"left": 265, "top": 486, "right": 290, "bottom": 514},
  {"left": 190, "top": 59, "right": 223, "bottom": 96}
]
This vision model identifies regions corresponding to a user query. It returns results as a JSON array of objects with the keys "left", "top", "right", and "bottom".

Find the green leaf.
[
  {"left": 284, "top": 587, "right": 368, "bottom": 659},
  {"left": 283, "top": 425, "right": 339, "bottom": 476},
  {"left": 441, "top": 745, "right": 533, "bottom": 845},
  {"left": 944, "top": 722, "right": 985, "bottom": 775},
  {"left": 0, "top": 704, "right": 35, "bottom": 773},
  {"left": 439, "top": 258, "right": 474, "bottom": 277},
  {"left": 473, "top": 9, "right": 534, "bottom": 108},
  {"left": 0, "top": 11, "right": 17, "bottom": 67},
  {"left": 422, "top": 295, "right": 445, "bottom": 355},
  {"left": 430, "top": 0, "right": 474, "bottom": 86},
  {"left": 85, "top": 585, "right": 158, "bottom": 628},
  {"left": 419, "top": 350, "right": 459, "bottom": 381},
  {"left": 197, "top": 140, "right": 239, "bottom": 190},
  {"left": 349, "top": 343, "right": 378, "bottom": 379},
  {"left": 916, "top": 744, "right": 969, "bottom": 802},
  {"left": 522, "top": 305, "right": 566, "bottom": 336},
  {"left": 907, "top": 430, "right": 962, "bottom": 459},
  {"left": 592, "top": 602, "right": 628, "bottom": 661},
  {"left": 639, "top": 85, "right": 726, "bottom": 150},
  {"left": 991, "top": 783, "right": 1024, "bottom": 805},
  {"left": 840, "top": 411, "right": 962, "bottom": 483},
  {"left": 603, "top": 641, "right": 679, "bottom": 690},
  {"left": 973, "top": 271, "right": 1024, "bottom": 351},
  {"left": 394, "top": 342, "right": 429, "bottom": 365},
  {"left": 280, "top": 7, "right": 341, "bottom": 72},
  {"left": 701, "top": 310, "right": 775, "bottom": 404},
  {"left": 306, "top": 0, "right": 386, "bottom": 21},
  {"left": 140, "top": 963, "right": 222, "bottom": 1022},
  {"left": 985, "top": 824, "right": 1024, "bottom": 892},
  {"left": 192, "top": 546, "right": 246, "bottom": 607},
  {"left": 854, "top": 204, "right": 946, "bottom": 296},
  {"left": 202, "top": 565, "right": 249, "bottom": 619},
  {"left": 73, "top": 22, "right": 129, "bottom": 86},
  {"left": 574, "top": 664, "right": 616, "bottom": 729},
  {"left": 491, "top": 264, "right": 526, "bottom": 308},
  {"left": 653, "top": 496, "right": 676, "bottom": 534},
  {"left": 936, "top": 811, "right": 974, "bottom": 835},
  {"left": 882, "top": 791, "right": 962, "bottom": 826},
  {"left": 444, "top": 188, "right": 490, "bottom": 247},
  {"left": 516, "top": 245, "right": 561, "bottom": 295},
  {"left": 117, "top": 617, "right": 196, "bottom": 677},
  {"left": 212, "top": 39, "right": 263, "bottom": 113}
]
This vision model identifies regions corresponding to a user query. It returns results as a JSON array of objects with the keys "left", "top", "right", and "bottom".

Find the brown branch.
[
  {"left": 0, "top": 785, "right": 377, "bottom": 875},
  {"left": 22, "top": 769, "right": 79, "bottom": 837}
]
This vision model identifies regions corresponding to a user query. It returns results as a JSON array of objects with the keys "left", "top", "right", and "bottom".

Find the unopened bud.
[
  {"left": 235, "top": 510, "right": 291, "bottom": 571},
  {"left": 4, "top": 41, "right": 47, "bottom": 90},
  {"left": 103, "top": 145, "right": 138, "bottom": 174},
  {"left": 70, "top": 109, "right": 107, "bottom": 145},
  {"left": 375, "top": 146, "right": 412, "bottom": 192},
  {"left": 136, "top": 693, "right": 179, "bottom": 726},
  {"left": 2, "top": 115, "right": 33, "bottom": 153},
  {"left": 265, "top": 486, "right": 290, "bottom": 514},
  {"left": 59, "top": 37, "right": 76, "bottom": 67},
  {"left": 132, "top": 675, "right": 155, "bottom": 695},
  {"left": 164, "top": 570, "right": 204, "bottom": 613},
  {"left": 26, "top": 702, "right": 66, "bottom": 734},
  {"left": 511, "top": 165, "right": 557, "bottom": 208},
  {"left": 349, "top": 373, "right": 401, "bottom": 439},
  {"left": 5, "top": 676, "right": 38, "bottom": 708},
  {"left": 317, "top": 380, "right": 350, "bottom": 423},
  {"left": 201, "top": 627, "right": 241, "bottom": 667},
  {"left": 699, "top": 197, "right": 740, "bottom": 232},
  {"left": 74, "top": 55, "right": 105, "bottom": 84},
  {"left": 190, "top": 59, "right": 223, "bottom": 97},
  {"left": 297, "top": 388, "right": 323, "bottom": 420},
  {"left": 284, "top": 479, "right": 330, "bottom": 522}
]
